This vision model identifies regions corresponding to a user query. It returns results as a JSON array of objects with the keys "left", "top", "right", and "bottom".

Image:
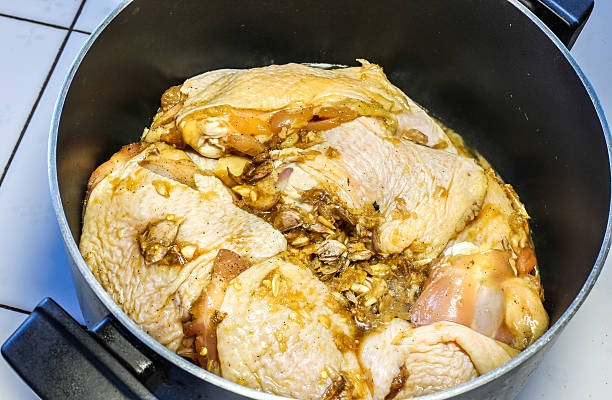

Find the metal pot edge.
[{"left": 46, "top": 1, "right": 612, "bottom": 399}]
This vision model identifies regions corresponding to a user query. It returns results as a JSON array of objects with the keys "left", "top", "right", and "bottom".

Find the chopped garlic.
[
  {"left": 317, "top": 215, "right": 336, "bottom": 230},
  {"left": 364, "top": 296, "right": 377, "bottom": 307},
  {"left": 180, "top": 245, "right": 197, "bottom": 260},
  {"left": 272, "top": 273, "right": 281, "bottom": 297},
  {"left": 350, "top": 283, "right": 370, "bottom": 294}
]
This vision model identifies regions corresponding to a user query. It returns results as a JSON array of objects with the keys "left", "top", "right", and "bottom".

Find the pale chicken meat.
[
  {"left": 182, "top": 249, "right": 252, "bottom": 373},
  {"left": 275, "top": 116, "right": 487, "bottom": 258},
  {"left": 359, "top": 319, "right": 517, "bottom": 399},
  {"left": 81, "top": 60, "right": 548, "bottom": 399},
  {"left": 142, "top": 60, "right": 454, "bottom": 157},
  {"left": 449, "top": 169, "right": 532, "bottom": 257},
  {"left": 409, "top": 171, "right": 548, "bottom": 349},
  {"left": 395, "top": 109, "right": 456, "bottom": 151},
  {"left": 143, "top": 61, "right": 478, "bottom": 258},
  {"left": 217, "top": 257, "right": 369, "bottom": 400},
  {"left": 80, "top": 143, "right": 286, "bottom": 350}
]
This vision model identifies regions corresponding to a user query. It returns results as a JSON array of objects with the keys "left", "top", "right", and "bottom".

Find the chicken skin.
[
  {"left": 218, "top": 257, "right": 369, "bottom": 399},
  {"left": 360, "top": 318, "right": 517, "bottom": 399},
  {"left": 142, "top": 60, "right": 454, "bottom": 157},
  {"left": 409, "top": 171, "right": 548, "bottom": 349},
  {"left": 275, "top": 116, "right": 487, "bottom": 258},
  {"left": 80, "top": 143, "right": 286, "bottom": 350},
  {"left": 81, "top": 60, "right": 547, "bottom": 399}
]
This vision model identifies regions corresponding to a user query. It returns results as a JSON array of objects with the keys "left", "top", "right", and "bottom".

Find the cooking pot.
[{"left": 2, "top": 0, "right": 610, "bottom": 399}]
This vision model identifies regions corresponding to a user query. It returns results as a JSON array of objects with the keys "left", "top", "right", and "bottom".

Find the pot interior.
[{"left": 56, "top": 0, "right": 609, "bottom": 342}]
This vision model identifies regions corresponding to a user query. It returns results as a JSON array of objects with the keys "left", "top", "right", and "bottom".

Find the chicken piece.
[
  {"left": 276, "top": 117, "right": 487, "bottom": 258},
  {"left": 409, "top": 172, "right": 548, "bottom": 349},
  {"left": 184, "top": 149, "right": 219, "bottom": 173},
  {"left": 395, "top": 109, "right": 455, "bottom": 151},
  {"left": 359, "top": 319, "right": 518, "bottom": 399},
  {"left": 450, "top": 169, "right": 532, "bottom": 257},
  {"left": 143, "top": 61, "right": 454, "bottom": 156},
  {"left": 217, "top": 257, "right": 370, "bottom": 400},
  {"left": 80, "top": 143, "right": 286, "bottom": 351},
  {"left": 183, "top": 249, "right": 250, "bottom": 373},
  {"left": 86, "top": 142, "right": 145, "bottom": 200}
]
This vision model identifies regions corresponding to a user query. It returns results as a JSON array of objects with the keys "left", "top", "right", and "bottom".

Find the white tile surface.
[
  {"left": 0, "top": 0, "right": 81, "bottom": 28},
  {"left": 0, "top": 16, "right": 65, "bottom": 172},
  {"left": 0, "top": 308, "right": 37, "bottom": 400},
  {"left": 74, "top": 0, "right": 124, "bottom": 32},
  {"left": 0, "top": 32, "right": 89, "bottom": 321},
  {"left": 518, "top": 260, "right": 612, "bottom": 398},
  {"left": 0, "top": 1, "right": 611, "bottom": 399},
  {"left": 572, "top": 1, "right": 612, "bottom": 116}
]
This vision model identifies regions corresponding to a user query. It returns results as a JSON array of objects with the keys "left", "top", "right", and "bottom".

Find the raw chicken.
[
  {"left": 276, "top": 117, "right": 487, "bottom": 258},
  {"left": 143, "top": 60, "right": 479, "bottom": 258},
  {"left": 409, "top": 172, "right": 548, "bottom": 349},
  {"left": 81, "top": 60, "right": 548, "bottom": 400},
  {"left": 183, "top": 249, "right": 251, "bottom": 373},
  {"left": 216, "top": 257, "right": 517, "bottom": 400},
  {"left": 450, "top": 169, "right": 532, "bottom": 257},
  {"left": 142, "top": 60, "right": 454, "bottom": 157},
  {"left": 359, "top": 318, "right": 518, "bottom": 399},
  {"left": 395, "top": 109, "right": 455, "bottom": 151},
  {"left": 80, "top": 143, "right": 286, "bottom": 350},
  {"left": 217, "top": 257, "right": 369, "bottom": 400}
]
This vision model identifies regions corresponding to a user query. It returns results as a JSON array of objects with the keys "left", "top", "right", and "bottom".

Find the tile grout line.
[
  {"left": 0, "top": 304, "right": 30, "bottom": 315},
  {"left": 0, "top": 12, "right": 91, "bottom": 35},
  {"left": 73, "top": 28, "right": 93, "bottom": 36},
  {"left": 0, "top": 0, "right": 89, "bottom": 189},
  {"left": 72, "top": 28, "right": 93, "bottom": 36}
]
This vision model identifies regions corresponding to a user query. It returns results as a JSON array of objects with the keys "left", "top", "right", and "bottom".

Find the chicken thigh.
[
  {"left": 359, "top": 318, "right": 517, "bottom": 399},
  {"left": 409, "top": 171, "right": 547, "bottom": 349},
  {"left": 142, "top": 60, "right": 454, "bottom": 157},
  {"left": 80, "top": 143, "right": 286, "bottom": 350},
  {"left": 143, "top": 61, "right": 480, "bottom": 260},
  {"left": 81, "top": 60, "right": 547, "bottom": 400},
  {"left": 217, "top": 257, "right": 369, "bottom": 399},
  {"left": 276, "top": 117, "right": 487, "bottom": 258}
]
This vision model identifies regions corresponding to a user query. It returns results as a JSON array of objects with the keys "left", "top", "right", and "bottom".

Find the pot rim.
[{"left": 48, "top": 1, "right": 612, "bottom": 399}]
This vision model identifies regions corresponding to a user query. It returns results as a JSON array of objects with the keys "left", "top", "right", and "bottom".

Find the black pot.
[{"left": 3, "top": 0, "right": 610, "bottom": 399}]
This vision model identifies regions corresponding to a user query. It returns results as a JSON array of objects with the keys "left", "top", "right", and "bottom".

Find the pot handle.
[
  {"left": 1, "top": 298, "right": 163, "bottom": 399},
  {"left": 518, "top": 0, "right": 594, "bottom": 48}
]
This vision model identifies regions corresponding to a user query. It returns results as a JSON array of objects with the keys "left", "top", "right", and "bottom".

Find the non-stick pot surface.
[
  {"left": 31, "top": 0, "right": 612, "bottom": 398},
  {"left": 58, "top": 0, "right": 610, "bottom": 320}
]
